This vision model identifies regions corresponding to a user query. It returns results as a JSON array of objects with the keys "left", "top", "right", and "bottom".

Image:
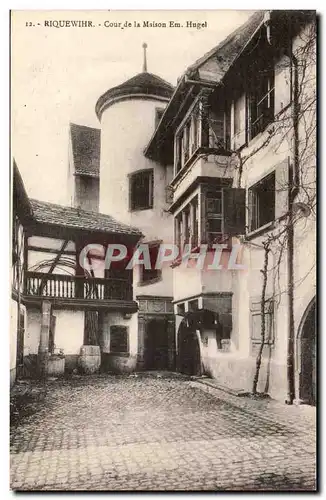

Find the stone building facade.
[{"left": 12, "top": 11, "right": 316, "bottom": 405}]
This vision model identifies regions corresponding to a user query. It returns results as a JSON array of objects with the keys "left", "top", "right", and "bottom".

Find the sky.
[{"left": 11, "top": 10, "right": 255, "bottom": 205}]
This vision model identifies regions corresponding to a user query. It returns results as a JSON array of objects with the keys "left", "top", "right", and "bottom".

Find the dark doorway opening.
[
  {"left": 145, "top": 319, "right": 169, "bottom": 370},
  {"left": 299, "top": 299, "right": 316, "bottom": 405},
  {"left": 177, "top": 319, "right": 201, "bottom": 376}
]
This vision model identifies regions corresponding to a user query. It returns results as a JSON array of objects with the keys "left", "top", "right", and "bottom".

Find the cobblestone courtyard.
[{"left": 10, "top": 374, "right": 316, "bottom": 491}]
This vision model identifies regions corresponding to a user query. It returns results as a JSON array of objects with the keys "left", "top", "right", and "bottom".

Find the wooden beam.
[
  {"left": 38, "top": 240, "right": 69, "bottom": 295},
  {"left": 28, "top": 245, "right": 76, "bottom": 256}
]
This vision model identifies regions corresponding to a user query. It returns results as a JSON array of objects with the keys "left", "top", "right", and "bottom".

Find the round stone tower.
[{"left": 95, "top": 45, "right": 174, "bottom": 242}]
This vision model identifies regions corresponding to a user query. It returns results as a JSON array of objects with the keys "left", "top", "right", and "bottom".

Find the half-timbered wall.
[{"left": 27, "top": 236, "right": 76, "bottom": 275}]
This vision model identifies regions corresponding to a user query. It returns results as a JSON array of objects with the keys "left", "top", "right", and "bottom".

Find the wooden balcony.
[{"left": 25, "top": 271, "right": 134, "bottom": 305}]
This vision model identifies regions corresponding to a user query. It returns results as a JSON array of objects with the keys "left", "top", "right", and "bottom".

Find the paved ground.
[{"left": 10, "top": 373, "right": 316, "bottom": 491}]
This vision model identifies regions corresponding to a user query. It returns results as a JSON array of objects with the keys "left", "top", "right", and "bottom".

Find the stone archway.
[
  {"left": 298, "top": 297, "right": 316, "bottom": 405},
  {"left": 177, "top": 318, "right": 201, "bottom": 376}
]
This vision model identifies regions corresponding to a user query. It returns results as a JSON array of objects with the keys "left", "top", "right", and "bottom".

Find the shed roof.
[{"left": 30, "top": 199, "right": 142, "bottom": 237}]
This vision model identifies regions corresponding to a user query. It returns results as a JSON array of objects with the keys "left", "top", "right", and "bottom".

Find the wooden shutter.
[
  {"left": 223, "top": 188, "right": 246, "bottom": 235},
  {"left": 248, "top": 189, "right": 253, "bottom": 233},
  {"left": 275, "top": 158, "right": 290, "bottom": 221},
  {"left": 233, "top": 92, "right": 246, "bottom": 150},
  {"left": 274, "top": 54, "right": 291, "bottom": 115}
]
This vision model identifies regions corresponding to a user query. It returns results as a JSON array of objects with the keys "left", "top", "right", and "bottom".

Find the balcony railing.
[{"left": 25, "top": 272, "right": 133, "bottom": 302}]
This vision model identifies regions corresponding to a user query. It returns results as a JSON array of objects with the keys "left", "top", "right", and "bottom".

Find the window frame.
[
  {"left": 246, "top": 48, "right": 275, "bottom": 142},
  {"left": 129, "top": 168, "right": 154, "bottom": 212},
  {"left": 247, "top": 171, "right": 276, "bottom": 236},
  {"left": 174, "top": 97, "right": 202, "bottom": 177},
  {"left": 174, "top": 185, "right": 231, "bottom": 252},
  {"left": 138, "top": 241, "right": 162, "bottom": 286},
  {"left": 174, "top": 192, "right": 200, "bottom": 250}
]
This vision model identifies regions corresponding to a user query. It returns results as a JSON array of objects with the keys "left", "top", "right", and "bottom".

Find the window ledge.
[
  {"left": 129, "top": 206, "right": 153, "bottom": 213},
  {"left": 171, "top": 146, "right": 231, "bottom": 187},
  {"left": 170, "top": 244, "right": 232, "bottom": 268},
  {"left": 246, "top": 221, "right": 275, "bottom": 240}
]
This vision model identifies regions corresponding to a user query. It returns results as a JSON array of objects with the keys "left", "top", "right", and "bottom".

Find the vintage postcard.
[{"left": 10, "top": 10, "right": 317, "bottom": 492}]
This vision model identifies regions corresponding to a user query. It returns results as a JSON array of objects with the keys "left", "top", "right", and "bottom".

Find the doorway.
[
  {"left": 299, "top": 298, "right": 316, "bottom": 405},
  {"left": 145, "top": 319, "right": 169, "bottom": 370},
  {"left": 177, "top": 319, "right": 201, "bottom": 376}
]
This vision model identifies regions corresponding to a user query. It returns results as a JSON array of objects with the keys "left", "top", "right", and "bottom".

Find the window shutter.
[
  {"left": 248, "top": 189, "right": 253, "bottom": 232},
  {"left": 275, "top": 158, "right": 290, "bottom": 221},
  {"left": 274, "top": 54, "right": 291, "bottom": 115},
  {"left": 233, "top": 92, "right": 246, "bottom": 150},
  {"left": 223, "top": 188, "right": 246, "bottom": 235}
]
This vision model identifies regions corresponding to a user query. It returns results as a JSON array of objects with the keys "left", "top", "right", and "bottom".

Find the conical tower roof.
[{"left": 95, "top": 71, "right": 174, "bottom": 120}]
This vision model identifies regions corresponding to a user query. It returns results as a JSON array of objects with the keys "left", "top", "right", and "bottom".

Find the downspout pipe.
[{"left": 285, "top": 45, "right": 299, "bottom": 405}]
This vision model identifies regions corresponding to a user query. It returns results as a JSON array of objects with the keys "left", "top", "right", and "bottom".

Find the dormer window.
[{"left": 129, "top": 169, "right": 153, "bottom": 211}]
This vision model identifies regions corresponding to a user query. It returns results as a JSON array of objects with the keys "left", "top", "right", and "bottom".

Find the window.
[
  {"left": 110, "top": 325, "right": 129, "bottom": 353},
  {"left": 129, "top": 169, "right": 153, "bottom": 211},
  {"left": 175, "top": 196, "right": 199, "bottom": 250},
  {"left": 188, "top": 299, "right": 199, "bottom": 312},
  {"left": 176, "top": 303, "right": 185, "bottom": 316},
  {"left": 206, "top": 191, "right": 223, "bottom": 245},
  {"left": 247, "top": 55, "right": 275, "bottom": 140},
  {"left": 175, "top": 105, "right": 200, "bottom": 174},
  {"left": 248, "top": 172, "right": 275, "bottom": 233},
  {"left": 139, "top": 243, "right": 161, "bottom": 285},
  {"left": 174, "top": 186, "right": 246, "bottom": 253}
]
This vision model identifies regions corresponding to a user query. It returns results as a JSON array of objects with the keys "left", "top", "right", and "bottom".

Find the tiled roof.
[
  {"left": 70, "top": 123, "right": 100, "bottom": 178},
  {"left": 13, "top": 161, "right": 34, "bottom": 221},
  {"left": 144, "top": 11, "right": 265, "bottom": 160},
  {"left": 30, "top": 199, "right": 142, "bottom": 237},
  {"left": 187, "top": 11, "right": 265, "bottom": 80},
  {"left": 95, "top": 72, "right": 174, "bottom": 119}
]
